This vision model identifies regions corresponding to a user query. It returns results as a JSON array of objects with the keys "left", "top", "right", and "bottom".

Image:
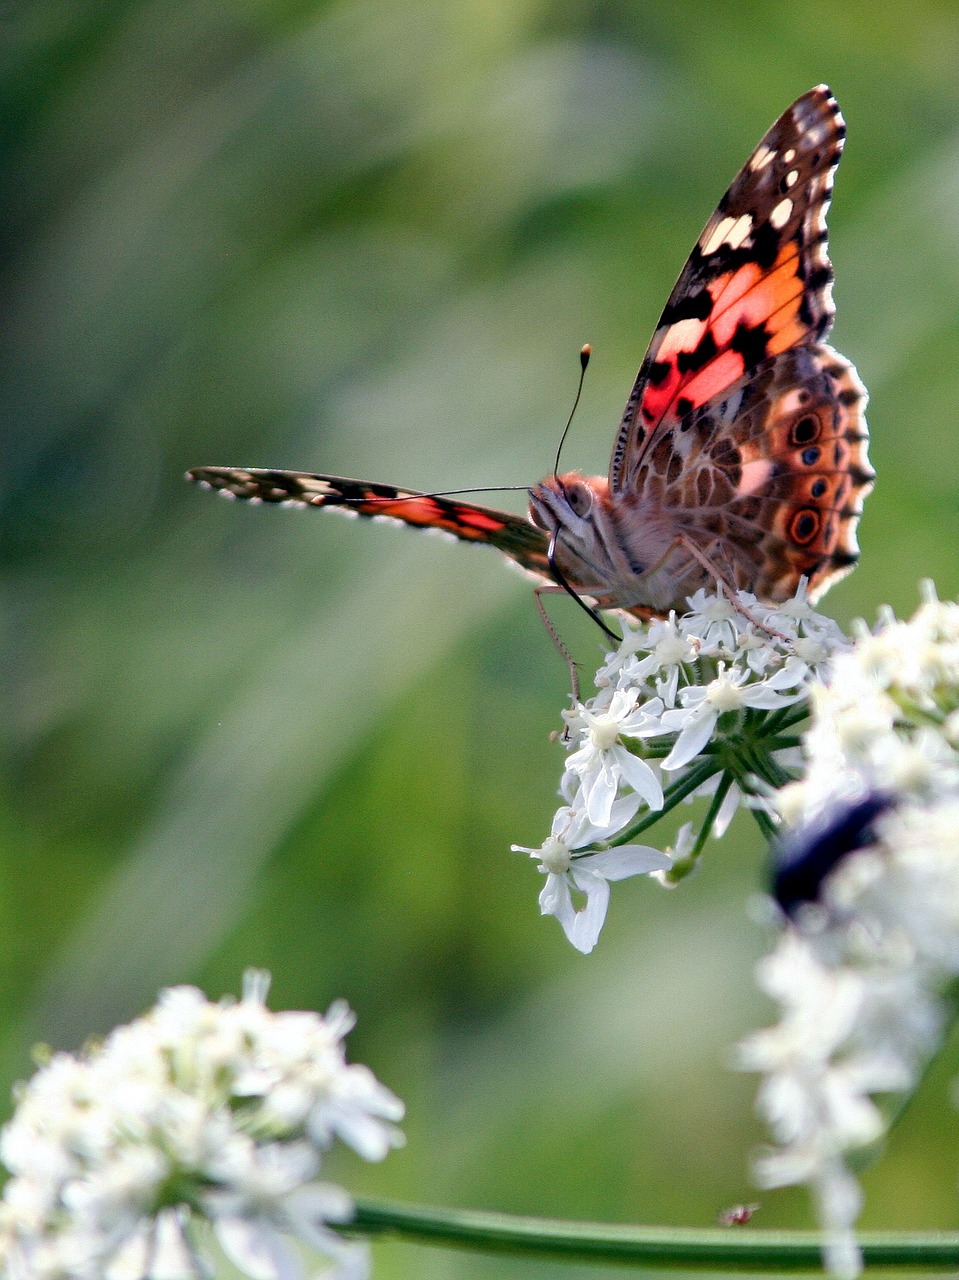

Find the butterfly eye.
[{"left": 564, "top": 481, "right": 593, "bottom": 518}]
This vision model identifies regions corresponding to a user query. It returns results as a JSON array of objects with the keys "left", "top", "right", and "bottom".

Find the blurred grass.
[{"left": 3, "top": 3, "right": 959, "bottom": 1275}]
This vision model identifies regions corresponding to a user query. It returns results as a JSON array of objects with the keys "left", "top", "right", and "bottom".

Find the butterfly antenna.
[
  {"left": 552, "top": 344, "right": 591, "bottom": 479},
  {"left": 339, "top": 484, "right": 529, "bottom": 506},
  {"left": 407, "top": 485, "right": 528, "bottom": 498},
  {"left": 336, "top": 345, "right": 589, "bottom": 508}
]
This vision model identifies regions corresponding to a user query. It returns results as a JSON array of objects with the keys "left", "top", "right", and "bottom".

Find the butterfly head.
[
  {"left": 528, "top": 472, "right": 625, "bottom": 599},
  {"left": 530, "top": 471, "right": 603, "bottom": 533}
]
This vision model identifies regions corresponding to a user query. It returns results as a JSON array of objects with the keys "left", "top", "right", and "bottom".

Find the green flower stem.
[
  {"left": 750, "top": 806, "right": 778, "bottom": 841},
  {"left": 749, "top": 752, "right": 792, "bottom": 791},
  {"left": 762, "top": 702, "right": 810, "bottom": 735},
  {"left": 890, "top": 690, "right": 953, "bottom": 728},
  {"left": 723, "top": 749, "right": 781, "bottom": 842},
  {"left": 666, "top": 772, "right": 733, "bottom": 883},
  {"left": 733, "top": 738, "right": 792, "bottom": 791},
  {"left": 636, "top": 742, "right": 683, "bottom": 759},
  {"left": 351, "top": 1198, "right": 959, "bottom": 1270}
]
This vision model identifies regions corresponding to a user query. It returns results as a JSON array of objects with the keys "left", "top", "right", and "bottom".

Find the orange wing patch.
[{"left": 639, "top": 242, "right": 810, "bottom": 427}]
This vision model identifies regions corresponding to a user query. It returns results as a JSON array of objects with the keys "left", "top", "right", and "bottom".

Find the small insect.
[
  {"left": 718, "top": 1203, "right": 760, "bottom": 1227},
  {"left": 190, "top": 87, "right": 871, "bottom": 631}
]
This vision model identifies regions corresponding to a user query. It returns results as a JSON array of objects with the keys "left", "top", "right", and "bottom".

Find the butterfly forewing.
[{"left": 610, "top": 85, "right": 846, "bottom": 494}]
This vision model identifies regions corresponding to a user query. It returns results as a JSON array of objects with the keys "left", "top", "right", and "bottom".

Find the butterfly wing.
[
  {"left": 610, "top": 85, "right": 846, "bottom": 494},
  {"left": 616, "top": 342, "right": 872, "bottom": 609},
  {"left": 189, "top": 87, "right": 870, "bottom": 621},
  {"left": 188, "top": 467, "right": 552, "bottom": 580}
]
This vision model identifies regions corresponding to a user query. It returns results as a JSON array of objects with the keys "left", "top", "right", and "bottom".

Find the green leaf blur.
[{"left": 3, "top": 3, "right": 958, "bottom": 1274}]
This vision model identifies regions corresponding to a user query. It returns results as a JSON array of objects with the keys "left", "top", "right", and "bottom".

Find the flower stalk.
[
  {"left": 350, "top": 1197, "right": 959, "bottom": 1271},
  {"left": 513, "top": 583, "right": 959, "bottom": 1279}
]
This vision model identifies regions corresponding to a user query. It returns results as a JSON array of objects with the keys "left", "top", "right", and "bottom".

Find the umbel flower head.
[
  {"left": 740, "top": 585, "right": 959, "bottom": 1279},
  {"left": 0, "top": 972, "right": 404, "bottom": 1280},
  {"left": 516, "top": 583, "right": 848, "bottom": 952}
]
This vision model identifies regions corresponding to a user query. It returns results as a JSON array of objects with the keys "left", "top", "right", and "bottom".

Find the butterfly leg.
[
  {"left": 534, "top": 586, "right": 582, "bottom": 705},
  {"left": 676, "top": 535, "right": 792, "bottom": 644}
]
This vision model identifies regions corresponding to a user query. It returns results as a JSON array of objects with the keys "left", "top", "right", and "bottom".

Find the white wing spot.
[
  {"left": 737, "top": 459, "right": 774, "bottom": 497},
  {"left": 749, "top": 144, "right": 777, "bottom": 173},
  {"left": 778, "top": 389, "right": 814, "bottom": 416},
  {"left": 784, "top": 169, "right": 798, "bottom": 188},
  {"left": 665, "top": 317, "right": 709, "bottom": 350},
  {"left": 701, "top": 213, "right": 753, "bottom": 255},
  {"left": 783, "top": 148, "right": 796, "bottom": 164},
  {"left": 769, "top": 198, "right": 792, "bottom": 229}
]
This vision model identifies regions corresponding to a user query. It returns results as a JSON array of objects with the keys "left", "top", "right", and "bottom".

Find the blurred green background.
[{"left": 3, "top": 2, "right": 959, "bottom": 1274}]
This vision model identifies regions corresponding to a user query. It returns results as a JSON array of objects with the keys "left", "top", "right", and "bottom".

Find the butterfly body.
[
  {"left": 529, "top": 470, "right": 684, "bottom": 614},
  {"left": 190, "top": 86, "right": 872, "bottom": 621}
]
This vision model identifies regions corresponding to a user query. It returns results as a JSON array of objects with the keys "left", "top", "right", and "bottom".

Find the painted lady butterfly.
[{"left": 190, "top": 86, "right": 873, "bottom": 624}]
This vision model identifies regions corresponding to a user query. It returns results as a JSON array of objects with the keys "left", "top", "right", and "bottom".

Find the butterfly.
[{"left": 189, "top": 86, "right": 873, "bottom": 627}]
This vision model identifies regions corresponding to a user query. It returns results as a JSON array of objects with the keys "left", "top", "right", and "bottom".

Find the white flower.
[
  {"left": 680, "top": 588, "right": 747, "bottom": 651},
  {"left": 519, "top": 585, "right": 851, "bottom": 953},
  {"left": 660, "top": 658, "right": 807, "bottom": 771},
  {"left": 513, "top": 801, "right": 672, "bottom": 953},
  {"left": 739, "top": 926, "right": 941, "bottom": 1280},
  {"left": 610, "top": 613, "right": 699, "bottom": 708},
  {"left": 563, "top": 689, "right": 665, "bottom": 827},
  {"left": 104, "top": 1206, "right": 203, "bottom": 1279},
  {"left": 0, "top": 974, "right": 403, "bottom": 1280},
  {"left": 764, "top": 578, "right": 849, "bottom": 643}
]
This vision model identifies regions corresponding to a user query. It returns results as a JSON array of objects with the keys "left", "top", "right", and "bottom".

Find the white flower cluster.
[
  {"left": 0, "top": 973, "right": 404, "bottom": 1280},
  {"left": 739, "top": 585, "right": 959, "bottom": 1279},
  {"left": 516, "top": 584, "right": 848, "bottom": 953}
]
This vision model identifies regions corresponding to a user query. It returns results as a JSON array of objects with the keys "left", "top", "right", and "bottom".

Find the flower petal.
[
  {"left": 565, "top": 870, "right": 611, "bottom": 954},
  {"left": 612, "top": 747, "right": 664, "bottom": 810},
  {"left": 583, "top": 760, "right": 618, "bottom": 828},
  {"left": 538, "top": 872, "right": 575, "bottom": 936},
  {"left": 662, "top": 708, "right": 718, "bottom": 770},
  {"left": 214, "top": 1216, "right": 302, "bottom": 1280},
  {"left": 577, "top": 845, "right": 672, "bottom": 881}
]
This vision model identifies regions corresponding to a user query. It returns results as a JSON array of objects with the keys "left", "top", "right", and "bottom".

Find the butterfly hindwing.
[
  {"left": 610, "top": 86, "right": 846, "bottom": 494},
  {"left": 619, "top": 343, "right": 872, "bottom": 606}
]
